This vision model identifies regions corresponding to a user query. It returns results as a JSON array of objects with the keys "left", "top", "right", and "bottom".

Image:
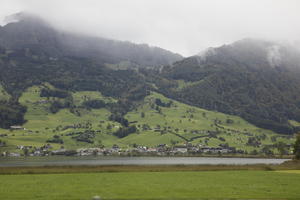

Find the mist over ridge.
[{"left": 1, "top": 0, "right": 300, "bottom": 56}]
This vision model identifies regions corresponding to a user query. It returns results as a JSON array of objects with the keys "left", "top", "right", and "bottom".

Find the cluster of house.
[
  {"left": 1, "top": 143, "right": 235, "bottom": 157},
  {"left": 132, "top": 145, "right": 234, "bottom": 155},
  {"left": 2, "top": 144, "right": 53, "bottom": 157}
]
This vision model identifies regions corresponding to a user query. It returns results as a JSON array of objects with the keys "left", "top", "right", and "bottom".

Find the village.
[{"left": 1, "top": 143, "right": 236, "bottom": 157}]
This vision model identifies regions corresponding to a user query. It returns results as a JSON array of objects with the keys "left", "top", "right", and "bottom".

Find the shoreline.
[
  {"left": 0, "top": 163, "right": 299, "bottom": 175},
  {"left": 0, "top": 153, "right": 294, "bottom": 159},
  {"left": 0, "top": 159, "right": 299, "bottom": 175}
]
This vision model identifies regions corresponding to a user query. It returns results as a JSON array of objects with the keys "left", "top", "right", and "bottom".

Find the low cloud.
[
  {"left": 1, "top": 0, "right": 300, "bottom": 56},
  {"left": 267, "top": 45, "right": 282, "bottom": 67}
]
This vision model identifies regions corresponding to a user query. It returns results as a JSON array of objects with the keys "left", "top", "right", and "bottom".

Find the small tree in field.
[{"left": 294, "top": 133, "right": 300, "bottom": 160}]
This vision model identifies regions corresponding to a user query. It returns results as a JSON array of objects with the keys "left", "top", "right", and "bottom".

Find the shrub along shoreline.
[{"left": 0, "top": 160, "right": 299, "bottom": 175}]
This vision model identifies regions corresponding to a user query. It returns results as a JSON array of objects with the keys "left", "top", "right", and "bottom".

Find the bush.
[
  {"left": 71, "top": 130, "right": 95, "bottom": 143},
  {"left": 0, "top": 102, "right": 27, "bottom": 129},
  {"left": 46, "top": 135, "right": 64, "bottom": 144},
  {"left": 155, "top": 98, "right": 172, "bottom": 107},
  {"left": 113, "top": 125, "right": 137, "bottom": 138},
  {"left": 294, "top": 133, "right": 300, "bottom": 160},
  {"left": 49, "top": 101, "right": 64, "bottom": 113},
  {"left": 83, "top": 100, "right": 106, "bottom": 109},
  {"left": 109, "top": 114, "right": 129, "bottom": 127},
  {"left": 40, "top": 88, "right": 69, "bottom": 98}
]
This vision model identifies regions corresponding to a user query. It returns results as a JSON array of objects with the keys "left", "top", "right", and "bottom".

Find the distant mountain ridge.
[{"left": 0, "top": 12, "right": 183, "bottom": 67}]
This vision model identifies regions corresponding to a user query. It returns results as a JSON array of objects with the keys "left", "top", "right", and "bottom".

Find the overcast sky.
[{"left": 1, "top": 0, "right": 299, "bottom": 56}]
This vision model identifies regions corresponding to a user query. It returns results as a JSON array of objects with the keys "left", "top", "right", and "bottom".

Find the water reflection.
[{"left": 0, "top": 156, "right": 289, "bottom": 167}]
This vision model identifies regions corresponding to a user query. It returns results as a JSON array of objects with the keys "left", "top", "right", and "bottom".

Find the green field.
[
  {"left": 0, "top": 83, "right": 296, "bottom": 154},
  {"left": 125, "top": 92, "right": 294, "bottom": 152},
  {"left": 0, "top": 170, "right": 299, "bottom": 200}
]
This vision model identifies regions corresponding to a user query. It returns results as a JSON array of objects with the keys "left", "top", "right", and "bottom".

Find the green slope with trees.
[
  {"left": 0, "top": 14, "right": 300, "bottom": 156},
  {"left": 0, "top": 84, "right": 295, "bottom": 155},
  {"left": 157, "top": 39, "right": 300, "bottom": 134}
]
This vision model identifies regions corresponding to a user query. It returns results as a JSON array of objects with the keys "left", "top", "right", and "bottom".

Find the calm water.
[{"left": 0, "top": 156, "right": 289, "bottom": 167}]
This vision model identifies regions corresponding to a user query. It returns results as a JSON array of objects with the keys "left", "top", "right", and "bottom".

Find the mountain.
[
  {"left": 0, "top": 12, "right": 181, "bottom": 129},
  {"left": 0, "top": 12, "right": 183, "bottom": 67},
  {"left": 0, "top": 13, "right": 297, "bottom": 154},
  {"left": 1, "top": 13, "right": 300, "bottom": 135},
  {"left": 159, "top": 38, "right": 300, "bottom": 134}
]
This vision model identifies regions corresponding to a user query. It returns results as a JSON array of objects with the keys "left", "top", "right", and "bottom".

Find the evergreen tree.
[{"left": 294, "top": 133, "right": 300, "bottom": 160}]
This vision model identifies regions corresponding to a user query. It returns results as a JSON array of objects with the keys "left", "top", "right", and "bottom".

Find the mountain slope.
[
  {"left": 159, "top": 39, "right": 300, "bottom": 134},
  {"left": 0, "top": 13, "right": 298, "bottom": 155},
  {"left": 0, "top": 11, "right": 299, "bottom": 145},
  {"left": 0, "top": 84, "right": 294, "bottom": 154},
  {"left": 0, "top": 12, "right": 183, "bottom": 67},
  {"left": 1, "top": 12, "right": 180, "bottom": 128}
]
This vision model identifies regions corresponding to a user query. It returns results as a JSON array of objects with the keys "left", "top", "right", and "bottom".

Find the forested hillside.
[
  {"left": 158, "top": 39, "right": 300, "bottom": 134},
  {"left": 1, "top": 12, "right": 300, "bottom": 145},
  {"left": 0, "top": 84, "right": 294, "bottom": 154},
  {"left": 0, "top": 13, "right": 182, "bottom": 129}
]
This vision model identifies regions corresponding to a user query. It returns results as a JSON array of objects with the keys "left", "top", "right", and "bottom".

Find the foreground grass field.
[{"left": 0, "top": 170, "right": 299, "bottom": 200}]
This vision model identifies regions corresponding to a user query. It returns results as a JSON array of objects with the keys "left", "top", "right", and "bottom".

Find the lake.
[{"left": 0, "top": 156, "right": 289, "bottom": 167}]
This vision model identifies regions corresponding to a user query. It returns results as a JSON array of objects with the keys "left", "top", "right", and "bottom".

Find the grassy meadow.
[
  {"left": 125, "top": 92, "right": 294, "bottom": 152},
  {"left": 0, "top": 170, "right": 299, "bottom": 200},
  {"left": 0, "top": 83, "right": 296, "bottom": 154}
]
